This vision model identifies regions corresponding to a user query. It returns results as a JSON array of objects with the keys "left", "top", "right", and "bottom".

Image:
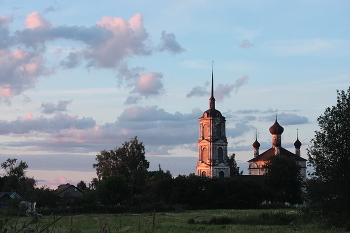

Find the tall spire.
[{"left": 209, "top": 61, "right": 215, "bottom": 109}]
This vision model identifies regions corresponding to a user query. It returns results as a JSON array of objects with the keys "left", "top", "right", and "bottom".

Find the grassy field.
[{"left": 2, "top": 209, "right": 345, "bottom": 232}]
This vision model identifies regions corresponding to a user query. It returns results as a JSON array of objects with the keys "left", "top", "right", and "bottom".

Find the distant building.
[
  {"left": 196, "top": 68, "right": 230, "bottom": 179},
  {"left": 248, "top": 118, "right": 307, "bottom": 180},
  {"left": 55, "top": 183, "right": 83, "bottom": 206},
  {"left": 0, "top": 192, "right": 20, "bottom": 209}
]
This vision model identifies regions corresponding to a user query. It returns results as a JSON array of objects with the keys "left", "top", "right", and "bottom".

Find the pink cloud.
[
  {"left": 133, "top": 72, "right": 164, "bottom": 96},
  {"left": 87, "top": 13, "right": 150, "bottom": 68},
  {"left": 0, "top": 88, "right": 12, "bottom": 98},
  {"left": 25, "top": 12, "right": 52, "bottom": 29},
  {"left": 0, "top": 49, "right": 54, "bottom": 101}
]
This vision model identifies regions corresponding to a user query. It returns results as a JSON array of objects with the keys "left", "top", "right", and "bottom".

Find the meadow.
[{"left": 1, "top": 208, "right": 345, "bottom": 233}]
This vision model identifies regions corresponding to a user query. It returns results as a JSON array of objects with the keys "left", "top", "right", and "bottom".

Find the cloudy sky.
[{"left": 0, "top": 0, "right": 349, "bottom": 188}]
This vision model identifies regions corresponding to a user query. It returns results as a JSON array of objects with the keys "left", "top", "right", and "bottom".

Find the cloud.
[
  {"left": 0, "top": 15, "right": 13, "bottom": 49},
  {"left": 186, "top": 81, "right": 210, "bottom": 98},
  {"left": 1, "top": 106, "right": 202, "bottom": 155},
  {"left": 116, "top": 62, "right": 146, "bottom": 87},
  {"left": 25, "top": 12, "right": 52, "bottom": 29},
  {"left": 132, "top": 72, "right": 164, "bottom": 97},
  {"left": 0, "top": 49, "right": 54, "bottom": 102},
  {"left": 60, "top": 52, "right": 81, "bottom": 69},
  {"left": 0, "top": 12, "right": 184, "bottom": 100},
  {"left": 226, "top": 121, "right": 254, "bottom": 138},
  {"left": 40, "top": 100, "right": 72, "bottom": 114},
  {"left": 43, "top": 5, "right": 59, "bottom": 14},
  {"left": 0, "top": 112, "right": 95, "bottom": 135},
  {"left": 124, "top": 95, "right": 142, "bottom": 105},
  {"left": 116, "top": 63, "right": 165, "bottom": 104},
  {"left": 215, "top": 75, "right": 249, "bottom": 101},
  {"left": 260, "top": 112, "right": 309, "bottom": 125},
  {"left": 157, "top": 30, "right": 185, "bottom": 55},
  {"left": 240, "top": 39, "right": 254, "bottom": 48}
]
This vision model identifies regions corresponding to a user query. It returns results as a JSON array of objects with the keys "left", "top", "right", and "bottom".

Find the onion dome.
[
  {"left": 252, "top": 139, "right": 260, "bottom": 148},
  {"left": 269, "top": 119, "right": 284, "bottom": 135},
  {"left": 294, "top": 137, "right": 302, "bottom": 148}
]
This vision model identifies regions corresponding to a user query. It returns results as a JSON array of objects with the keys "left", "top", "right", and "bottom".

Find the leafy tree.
[
  {"left": 264, "top": 154, "right": 303, "bottom": 205},
  {"left": 308, "top": 87, "right": 350, "bottom": 216},
  {"left": 24, "top": 186, "right": 59, "bottom": 208},
  {"left": 1, "top": 158, "right": 28, "bottom": 179},
  {"left": 1, "top": 158, "right": 35, "bottom": 195},
  {"left": 227, "top": 153, "right": 242, "bottom": 177},
  {"left": 97, "top": 175, "right": 131, "bottom": 205},
  {"left": 77, "top": 180, "right": 87, "bottom": 191},
  {"left": 93, "top": 136, "right": 149, "bottom": 181},
  {"left": 89, "top": 178, "right": 100, "bottom": 190}
]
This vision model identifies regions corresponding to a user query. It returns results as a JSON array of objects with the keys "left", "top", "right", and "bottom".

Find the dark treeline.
[{"left": 70, "top": 168, "right": 268, "bottom": 214}]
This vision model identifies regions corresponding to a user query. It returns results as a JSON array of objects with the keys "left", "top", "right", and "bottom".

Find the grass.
[{"left": 0, "top": 209, "right": 346, "bottom": 232}]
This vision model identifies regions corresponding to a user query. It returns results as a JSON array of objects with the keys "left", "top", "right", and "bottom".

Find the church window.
[
  {"left": 203, "top": 124, "right": 209, "bottom": 138},
  {"left": 218, "top": 147, "right": 223, "bottom": 163},
  {"left": 219, "top": 171, "right": 224, "bottom": 180},
  {"left": 216, "top": 124, "right": 221, "bottom": 138},
  {"left": 202, "top": 171, "right": 206, "bottom": 177},
  {"left": 202, "top": 147, "right": 208, "bottom": 162}
]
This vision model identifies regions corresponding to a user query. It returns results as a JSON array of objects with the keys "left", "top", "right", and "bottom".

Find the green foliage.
[
  {"left": 93, "top": 136, "right": 149, "bottom": 181},
  {"left": 227, "top": 153, "right": 242, "bottom": 177},
  {"left": 24, "top": 186, "right": 59, "bottom": 208},
  {"left": 97, "top": 175, "right": 132, "bottom": 205},
  {"left": 76, "top": 181, "right": 87, "bottom": 191},
  {"left": 264, "top": 154, "right": 303, "bottom": 205},
  {"left": 307, "top": 87, "right": 350, "bottom": 217},
  {"left": 0, "top": 158, "right": 35, "bottom": 195}
]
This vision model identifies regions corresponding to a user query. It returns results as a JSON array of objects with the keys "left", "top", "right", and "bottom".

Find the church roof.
[
  {"left": 252, "top": 139, "right": 260, "bottom": 148},
  {"left": 247, "top": 147, "right": 307, "bottom": 162},
  {"left": 202, "top": 108, "right": 223, "bottom": 118},
  {"left": 269, "top": 119, "right": 284, "bottom": 135},
  {"left": 294, "top": 138, "right": 302, "bottom": 148}
]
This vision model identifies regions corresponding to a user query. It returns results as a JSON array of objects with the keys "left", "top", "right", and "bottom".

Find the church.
[
  {"left": 195, "top": 69, "right": 307, "bottom": 180},
  {"left": 248, "top": 119, "right": 307, "bottom": 180},
  {"left": 195, "top": 68, "right": 230, "bottom": 179}
]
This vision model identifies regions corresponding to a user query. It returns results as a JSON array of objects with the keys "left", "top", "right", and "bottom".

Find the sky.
[{"left": 0, "top": 0, "right": 349, "bottom": 189}]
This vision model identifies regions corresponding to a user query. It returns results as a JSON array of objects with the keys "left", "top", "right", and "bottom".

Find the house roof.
[
  {"left": 247, "top": 147, "right": 307, "bottom": 162},
  {"left": 55, "top": 183, "right": 82, "bottom": 195},
  {"left": 0, "top": 193, "right": 10, "bottom": 199},
  {"left": 0, "top": 192, "right": 21, "bottom": 198}
]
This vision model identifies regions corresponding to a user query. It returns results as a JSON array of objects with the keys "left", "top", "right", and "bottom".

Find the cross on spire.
[
  {"left": 209, "top": 61, "right": 215, "bottom": 109},
  {"left": 274, "top": 109, "right": 278, "bottom": 120}
]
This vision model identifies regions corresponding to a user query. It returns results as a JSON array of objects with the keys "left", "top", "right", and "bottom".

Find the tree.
[
  {"left": 1, "top": 158, "right": 35, "bottom": 195},
  {"left": 93, "top": 136, "right": 149, "bottom": 181},
  {"left": 307, "top": 87, "right": 350, "bottom": 216},
  {"left": 77, "top": 180, "right": 87, "bottom": 191},
  {"left": 97, "top": 175, "right": 131, "bottom": 205},
  {"left": 24, "top": 186, "right": 59, "bottom": 208},
  {"left": 264, "top": 154, "right": 303, "bottom": 205},
  {"left": 227, "top": 153, "right": 242, "bottom": 177}
]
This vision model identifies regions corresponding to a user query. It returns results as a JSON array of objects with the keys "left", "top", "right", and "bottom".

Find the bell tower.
[{"left": 196, "top": 64, "right": 230, "bottom": 179}]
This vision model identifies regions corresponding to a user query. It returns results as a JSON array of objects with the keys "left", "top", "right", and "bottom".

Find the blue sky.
[{"left": 0, "top": 0, "right": 349, "bottom": 188}]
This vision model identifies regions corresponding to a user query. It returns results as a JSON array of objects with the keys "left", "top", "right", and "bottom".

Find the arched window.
[
  {"left": 202, "top": 147, "right": 208, "bottom": 162},
  {"left": 216, "top": 124, "right": 221, "bottom": 138},
  {"left": 201, "top": 124, "right": 204, "bottom": 139},
  {"left": 219, "top": 171, "right": 224, "bottom": 180},
  {"left": 218, "top": 147, "right": 223, "bottom": 163},
  {"left": 202, "top": 171, "right": 206, "bottom": 177},
  {"left": 203, "top": 124, "right": 208, "bottom": 138}
]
